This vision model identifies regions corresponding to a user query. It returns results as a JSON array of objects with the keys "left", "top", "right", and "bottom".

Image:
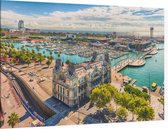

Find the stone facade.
[{"left": 52, "top": 53, "right": 111, "bottom": 107}]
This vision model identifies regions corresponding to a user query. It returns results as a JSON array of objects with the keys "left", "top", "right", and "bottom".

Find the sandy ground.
[{"left": 1, "top": 73, "right": 33, "bottom": 128}]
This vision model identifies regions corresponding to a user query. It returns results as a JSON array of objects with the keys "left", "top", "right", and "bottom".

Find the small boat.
[
  {"left": 151, "top": 82, "right": 158, "bottom": 91},
  {"left": 158, "top": 48, "right": 164, "bottom": 50},
  {"left": 149, "top": 49, "right": 158, "bottom": 55},
  {"left": 38, "top": 46, "right": 43, "bottom": 49},
  {"left": 46, "top": 48, "right": 50, "bottom": 51},
  {"left": 54, "top": 51, "right": 58, "bottom": 54},
  {"left": 21, "top": 41, "right": 28, "bottom": 44},
  {"left": 43, "top": 43, "right": 48, "bottom": 46},
  {"left": 144, "top": 55, "right": 152, "bottom": 59},
  {"left": 48, "top": 48, "right": 54, "bottom": 51}
]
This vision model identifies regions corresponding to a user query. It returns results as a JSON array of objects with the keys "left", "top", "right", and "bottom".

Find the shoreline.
[{"left": 120, "top": 49, "right": 164, "bottom": 87}]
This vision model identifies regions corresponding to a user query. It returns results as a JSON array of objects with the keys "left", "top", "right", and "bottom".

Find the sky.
[{"left": 1, "top": 0, "right": 164, "bottom": 36}]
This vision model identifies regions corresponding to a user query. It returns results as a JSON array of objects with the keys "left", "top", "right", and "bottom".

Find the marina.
[
  {"left": 2, "top": 41, "right": 164, "bottom": 88},
  {"left": 121, "top": 46, "right": 164, "bottom": 87}
]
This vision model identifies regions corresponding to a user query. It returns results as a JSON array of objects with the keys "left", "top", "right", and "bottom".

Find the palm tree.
[
  {"left": 10, "top": 60, "right": 16, "bottom": 72},
  {"left": 36, "top": 47, "right": 40, "bottom": 53},
  {"left": 46, "top": 59, "right": 52, "bottom": 68},
  {"left": 21, "top": 46, "right": 25, "bottom": 51},
  {"left": 32, "top": 49, "right": 35, "bottom": 54},
  {"left": 11, "top": 44, "right": 14, "bottom": 49},
  {"left": 26, "top": 57, "right": 32, "bottom": 67},
  {"left": 49, "top": 56, "right": 54, "bottom": 62},
  {"left": 7, "top": 112, "right": 19, "bottom": 128},
  {"left": 34, "top": 55, "right": 39, "bottom": 64},
  {"left": 38, "top": 54, "right": 45, "bottom": 64}
]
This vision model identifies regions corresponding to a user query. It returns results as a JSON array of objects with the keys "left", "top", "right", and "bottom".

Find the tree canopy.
[
  {"left": 124, "top": 85, "right": 150, "bottom": 100},
  {"left": 90, "top": 84, "right": 112, "bottom": 109},
  {"left": 135, "top": 106, "right": 155, "bottom": 121},
  {"left": 116, "top": 107, "right": 128, "bottom": 121}
]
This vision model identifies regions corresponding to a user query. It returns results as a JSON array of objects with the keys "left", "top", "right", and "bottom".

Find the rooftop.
[{"left": 58, "top": 60, "right": 102, "bottom": 81}]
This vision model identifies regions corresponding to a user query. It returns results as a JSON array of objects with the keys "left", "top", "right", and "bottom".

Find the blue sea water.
[
  {"left": 120, "top": 47, "right": 164, "bottom": 87},
  {"left": 12, "top": 42, "right": 90, "bottom": 64}
]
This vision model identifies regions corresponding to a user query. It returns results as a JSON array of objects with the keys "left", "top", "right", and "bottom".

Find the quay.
[
  {"left": 112, "top": 49, "right": 154, "bottom": 72},
  {"left": 129, "top": 79, "right": 137, "bottom": 86},
  {"left": 151, "top": 86, "right": 162, "bottom": 97}
]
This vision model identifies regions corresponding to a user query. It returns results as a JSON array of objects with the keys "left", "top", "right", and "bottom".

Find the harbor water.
[
  {"left": 12, "top": 42, "right": 91, "bottom": 64},
  {"left": 120, "top": 45, "right": 164, "bottom": 87},
  {"left": 5, "top": 42, "right": 164, "bottom": 88}
]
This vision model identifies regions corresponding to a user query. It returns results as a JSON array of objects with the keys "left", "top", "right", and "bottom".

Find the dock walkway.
[
  {"left": 129, "top": 79, "right": 137, "bottom": 86},
  {"left": 112, "top": 49, "right": 154, "bottom": 72}
]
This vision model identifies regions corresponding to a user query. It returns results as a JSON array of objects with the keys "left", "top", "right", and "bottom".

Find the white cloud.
[{"left": 1, "top": 6, "right": 164, "bottom": 35}]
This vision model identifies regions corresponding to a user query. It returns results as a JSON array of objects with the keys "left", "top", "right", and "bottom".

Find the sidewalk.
[{"left": 1, "top": 72, "right": 33, "bottom": 128}]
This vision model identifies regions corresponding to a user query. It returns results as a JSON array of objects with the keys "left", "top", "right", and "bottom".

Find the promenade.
[
  {"left": 111, "top": 70, "right": 163, "bottom": 120},
  {"left": 112, "top": 49, "right": 153, "bottom": 72},
  {"left": 0, "top": 73, "right": 33, "bottom": 128}
]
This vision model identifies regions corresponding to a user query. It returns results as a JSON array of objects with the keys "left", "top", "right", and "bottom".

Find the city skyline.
[{"left": 1, "top": 0, "right": 164, "bottom": 36}]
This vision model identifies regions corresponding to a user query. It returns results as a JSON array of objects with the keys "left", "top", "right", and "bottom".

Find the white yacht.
[{"left": 149, "top": 48, "right": 158, "bottom": 55}]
